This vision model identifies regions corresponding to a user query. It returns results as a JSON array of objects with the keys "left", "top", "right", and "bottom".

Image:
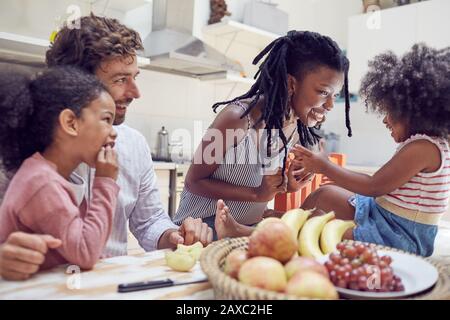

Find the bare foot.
[{"left": 214, "top": 199, "right": 253, "bottom": 239}]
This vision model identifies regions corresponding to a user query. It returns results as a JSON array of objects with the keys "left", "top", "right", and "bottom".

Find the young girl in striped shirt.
[{"left": 294, "top": 44, "right": 450, "bottom": 256}]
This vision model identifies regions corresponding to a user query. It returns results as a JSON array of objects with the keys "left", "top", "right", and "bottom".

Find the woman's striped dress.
[{"left": 173, "top": 101, "right": 298, "bottom": 226}]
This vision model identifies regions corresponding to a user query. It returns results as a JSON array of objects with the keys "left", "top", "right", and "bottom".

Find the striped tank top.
[
  {"left": 173, "top": 101, "right": 298, "bottom": 226},
  {"left": 379, "top": 134, "right": 450, "bottom": 215}
]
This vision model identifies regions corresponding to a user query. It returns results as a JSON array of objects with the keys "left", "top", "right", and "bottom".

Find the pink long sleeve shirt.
[{"left": 0, "top": 153, "right": 119, "bottom": 270}]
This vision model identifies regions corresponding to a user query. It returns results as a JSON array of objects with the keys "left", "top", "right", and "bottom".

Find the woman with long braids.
[{"left": 173, "top": 30, "right": 352, "bottom": 239}]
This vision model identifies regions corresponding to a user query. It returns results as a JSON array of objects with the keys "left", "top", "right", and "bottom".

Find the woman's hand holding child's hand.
[
  {"left": 95, "top": 145, "right": 119, "bottom": 180},
  {"left": 286, "top": 158, "right": 314, "bottom": 192},
  {"left": 292, "top": 142, "right": 329, "bottom": 174},
  {"left": 255, "top": 168, "right": 287, "bottom": 202}
]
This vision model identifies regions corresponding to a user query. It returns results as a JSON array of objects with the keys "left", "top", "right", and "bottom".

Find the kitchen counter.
[
  {"left": 153, "top": 161, "right": 177, "bottom": 170},
  {"left": 0, "top": 249, "right": 213, "bottom": 300},
  {"left": 152, "top": 161, "right": 191, "bottom": 217}
]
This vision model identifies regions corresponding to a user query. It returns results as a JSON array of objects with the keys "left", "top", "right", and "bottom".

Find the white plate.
[{"left": 317, "top": 250, "right": 439, "bottom": 299}]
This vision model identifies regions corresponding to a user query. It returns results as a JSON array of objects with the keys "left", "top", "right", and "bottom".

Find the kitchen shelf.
[
  {"left": 91, "top": 0, "right": 151, "bottom": 13},
  {"left": 136, "top": 56, "right": 151, "bottom": 67},
  {"left": 199, "top": 72, "right": 255, "bottom": 85},
  {"left": 153, "top": 161, "right": 177, "bottom": 170},
  {"left": 0, "top": 32, "right": 150, "bottom": 67},
  {"left": 202, "top": 20, "right": 281, "bottom": 85},
  {"left": 202, "top": 19, "right": 280, "bottom": 50},
  {"left": 0, "top": 32, "right": 49, "bottom": 65}
]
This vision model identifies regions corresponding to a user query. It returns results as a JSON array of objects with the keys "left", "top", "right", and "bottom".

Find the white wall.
[
  {"left": 340, "top": 0, "right": 450, "bottom": 166},
  {"left": 0, "top": 0, "right": 90, "bottom": 39},
  {"left": 276, "top": 0, "right": 363, "bottom": 50},
  {"left": 124, "top": 69, "right": 252, "bottom": 160},
  {"left": 0, "top": 0, "right": 145, "bottom": 39},
  {"left": 321, "top": 100, "right": 397, "bottom": 166}
]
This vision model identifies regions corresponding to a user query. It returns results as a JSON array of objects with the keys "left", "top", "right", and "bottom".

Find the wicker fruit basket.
[{"left": 199, "top": 237, "right": 450, "bottom": 300}]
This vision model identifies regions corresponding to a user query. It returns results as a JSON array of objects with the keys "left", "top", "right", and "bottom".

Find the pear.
[
  {"left": 286, "top": 271, "right": 338, "bottom": 299},
  {"left": 238, "top": 257, "right": 287, "bottom": 292},
  {"left": 177, "top": 241, "right": 204, "bottom": 260},
  {"left": 165, "top": 251, "right": 196, "bottom": 272}
]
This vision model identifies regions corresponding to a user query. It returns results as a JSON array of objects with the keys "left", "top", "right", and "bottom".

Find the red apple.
[
  {"left": 284, "top": 256, "right": 329, "bottom": 280},
  {"left": 238, "top": 257, "right": 287, "bottom": 292},
  {"left": 285, "top": 271, "right": 338, "bottom": 299},
  {"left": 224, "top": 249, "right": 248, "bottom": 279},
  {"left": 248, "top": 219, "right": 297, "bottom": 263}
]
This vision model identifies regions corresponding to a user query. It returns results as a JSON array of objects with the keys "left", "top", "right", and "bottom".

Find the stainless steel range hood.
[
  {"left": 0, "top": 32, "right": 49, "bottom": 68},
  {"left": 141, "top": 0, "right": 244, "bottom": 79}
]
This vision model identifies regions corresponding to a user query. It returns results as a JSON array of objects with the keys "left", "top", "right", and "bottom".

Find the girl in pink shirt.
[{"left": 0, "top": 66, "right": 119, "bottom": 270}]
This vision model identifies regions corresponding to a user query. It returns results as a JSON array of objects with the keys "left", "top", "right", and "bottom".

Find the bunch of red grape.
[{"left": 324, "top": 242, "right": 405, "bottom": 292}]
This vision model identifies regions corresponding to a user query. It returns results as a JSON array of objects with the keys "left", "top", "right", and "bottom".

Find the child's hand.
[
  {"left": 286, "top": 159, "right": 315, "bottom": 192},
  {"left": 255, "top": 168, "right": 287, "bottom": 202},
  {"left": 291, "top": 143, "right": 329, "bottom": 174},
  {"left": 95, "top": 145, "right": 119, "bottom": 180}
]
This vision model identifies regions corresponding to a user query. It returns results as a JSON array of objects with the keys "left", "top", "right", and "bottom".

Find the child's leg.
[
  {"left": 214, "top": 200, "right": 254, "bottom": 239},
  {"left": 301, "top": 185, "right": 356, "bottom": 240},
  {"left": 301, "top": 185, "right": 355, "bottom": 220}
]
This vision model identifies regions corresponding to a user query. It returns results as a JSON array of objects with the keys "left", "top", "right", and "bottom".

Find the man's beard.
[
  {"left": 113, "top": 98, "right": 133, "bottom": 125},
  {"left": 113, "top": 114, "right": 125, "bottom": 125}
]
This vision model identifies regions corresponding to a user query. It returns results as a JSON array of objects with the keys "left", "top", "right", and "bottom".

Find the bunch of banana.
[
  {"left": 165, "top": 242, "right": 204, "bottom": 272},
  {"left": 253, "top": 208, "right": 357, "bottom": 259},
  {"left": 280, "top": 208, "right": 311, "bottom": 240},
  {"left": 298, "top": 212, "right": 336, "bottom": 258},
  {"left": 296, "top": 212, "right": 356, "bottom": 258},
  {"left": 320, "top": 219, "right": 356, "bottom": 254}
]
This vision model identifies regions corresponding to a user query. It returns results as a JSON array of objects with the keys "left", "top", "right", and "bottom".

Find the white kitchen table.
[{"left": 0, "top": 249, "right": 214, "bottom": 300}]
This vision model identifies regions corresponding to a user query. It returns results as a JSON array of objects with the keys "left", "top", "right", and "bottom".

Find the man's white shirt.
[{"left": 73, "top": 124, "right": 178, "bottom": 257}]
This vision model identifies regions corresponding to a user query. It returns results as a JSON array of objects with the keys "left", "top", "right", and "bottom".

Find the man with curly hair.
[{"left": 0, "top": 14, "right": 213, "bottom": 280}]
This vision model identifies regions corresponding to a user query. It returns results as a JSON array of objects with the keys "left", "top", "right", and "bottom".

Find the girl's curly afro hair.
[{"left": 359, "top": 43, "right": 450, "bottom": 139}]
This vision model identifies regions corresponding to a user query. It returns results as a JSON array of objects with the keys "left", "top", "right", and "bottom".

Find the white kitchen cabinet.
[
  {"left": 154, "top": 169, "right": 171, "bottom": 215},
  {"left": 127, "top": 166, "right": 174, "bottom": 253}
]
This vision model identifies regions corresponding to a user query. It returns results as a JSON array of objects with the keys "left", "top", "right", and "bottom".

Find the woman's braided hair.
[{"left": 212, "top": 30, "right": 351, "bottom": 179}]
